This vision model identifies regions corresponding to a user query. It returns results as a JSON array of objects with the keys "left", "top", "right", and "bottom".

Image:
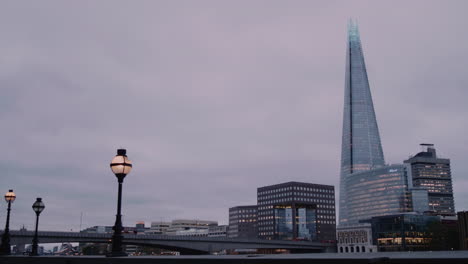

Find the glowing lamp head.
[
  {"left": 110, "top": 149, "right": 132, "bottom": 176},
  {"left": 5, "top": 189, "right": 16, "bottom": 203},
  {"left": 32, "top": 198, "right": 45, "bottom": 214}
]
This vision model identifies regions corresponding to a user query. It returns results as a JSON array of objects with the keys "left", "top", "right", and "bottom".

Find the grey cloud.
[{"left": 0, "top": 0, "right": 467, "bottom": 230}]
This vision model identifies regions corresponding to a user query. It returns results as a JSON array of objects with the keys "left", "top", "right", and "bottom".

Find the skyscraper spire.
[
  {"left": 347, "top": 19, "right": 359, "bottom": 38},
  {"left": 339, "top": 21, "right": 385, "bottom": 225}
]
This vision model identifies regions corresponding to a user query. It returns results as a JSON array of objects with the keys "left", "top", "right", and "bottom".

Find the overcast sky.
[{"left": 0, "top": 1, "right": 467, "bottom": 231}]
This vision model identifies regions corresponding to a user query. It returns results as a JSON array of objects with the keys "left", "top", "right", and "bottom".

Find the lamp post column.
[
  {"left": 31, "top": 213, "right": 40, "bottom": 256},
  {"left": 110, "top": 176, "right": 126, "bottom": 256},
  {"left": 30, "top": 197, "right": 45, "bottom": 256},
  {"left": 0, "top": 200, "right": 12, "bottom": 255},
  {"left": 107, "top": 149, "right": 132, "bottom": 257},
  {"left": 0, "top": 189, "right": 16, "bottom": 255}
]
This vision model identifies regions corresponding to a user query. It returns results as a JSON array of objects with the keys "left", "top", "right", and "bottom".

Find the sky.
[{"left": 0, "top": 0, "right": 467, "bottom": 232}]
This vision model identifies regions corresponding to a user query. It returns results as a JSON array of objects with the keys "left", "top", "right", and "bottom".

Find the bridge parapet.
[{"left": 1, "top": 230, "right": 335, "bottom": 254}]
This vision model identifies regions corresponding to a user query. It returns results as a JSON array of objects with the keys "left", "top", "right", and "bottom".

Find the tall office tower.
[
  {"left": 257, "top": 182, "right": 336, "bottom": 241},
  {"left": 339, "top": 21, "right": 385, "bottom": 225},
  {"left": 404, "top": 144, "right": 455, "bottom": 215},
  {"left": 228, "top": 205, "right": 258, "bottom": 239}
]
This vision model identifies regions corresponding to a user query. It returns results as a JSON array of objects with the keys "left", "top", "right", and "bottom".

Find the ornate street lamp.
[
  {"left": 30, "top": 198, "right": 45, "bottom": 256},
  {"left": 0, "top": 190, "right": 16, "bottom": 255},
  {"left": 107, "top": 149, "right": 132, "bottom": 257}
]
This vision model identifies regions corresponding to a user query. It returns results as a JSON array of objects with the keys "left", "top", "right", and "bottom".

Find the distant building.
[
  {"left": 257, "top": 181, "right": 336, "bottom": 241},
  {"left": 337, "top": 224, "right": 376, "bottom": 253},
  {"left": 146, "top": 221, "right": 171, "bottom": 235},
  {"left": 228, "top": 205, "right": 258, "bottom": 239},
  {"left": 81, "top": 223, "right": 149, "bottom": 235},
  {"left": 165, "top": 219, "right": 218, "bottom": 236},
  {"left": 135, "top": 221, "right": 147, "bottom": 233},
  {"left": 168, "top": 228, "right": 208, "bottom": 237},
  {"left": 458, "top": 211, "right": 468, "bottom": 250},
  {"left": 81, "top": 226, "right": 113, "bottom": 234},
  {"left": 404, "top": 144, "right": 456, "bottom": 216},
  {"left": 370, "top": 213, "right": 440, "bottom": 252},
  {"left": 208, "top": 225, "right": 228, "bottom": 237}
]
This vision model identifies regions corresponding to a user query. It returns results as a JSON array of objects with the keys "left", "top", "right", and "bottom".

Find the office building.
[
  {"left": 135, "top": 221, "right": 147, "bottom": 234},
  {"left": 165, "top": 219, "right": 218, "bottom": 236},
  {"left": 337, "top": 224, "right": 376, "bottom": 253},
  {"left": 458, "top": 211, "right": 468, "bottom": 250},
  {"left": 146, "top": 221, "right": 171, "bottom": 235},
  {"left": 228, "top": 205, "right": 258, "bottom": 239},
  {"left": 404, "top": 144, "right": 455, "bottom": 215},
  {"left": 339, "top": 20, "right": 385, "bottom": 226},
  {"left": 257, "top": 182, "right": 335, "bottom": 241},
  {"left": 344, "top": 164, "right": 414, "bottom": 225},
  {"left": 370, "top": 213, "right": 440, "bottom": 252},
  {"left": 337, "top": 21, "right": 434, "bottom": 227},
  {"left": 208, "top": 225, "right": 228, "bottom": 237},
  {"left": 81, "top": 225, "right": 113, "bottom": 234}
]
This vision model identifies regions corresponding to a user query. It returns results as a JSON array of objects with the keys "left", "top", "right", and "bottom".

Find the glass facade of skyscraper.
[
  {"left": 344, "top": 164, "right": 413, "bottom": 224},
  {"left": 339, "top": 20, "right": 385, "bottom": 225}
]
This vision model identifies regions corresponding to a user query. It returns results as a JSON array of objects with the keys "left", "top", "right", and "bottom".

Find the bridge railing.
[{"left": 3, "top": 230, "right": 333, "bottom": 246}]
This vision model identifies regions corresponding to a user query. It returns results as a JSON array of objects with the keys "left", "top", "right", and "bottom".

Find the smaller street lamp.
[
  {"left": 30, "top": 198, "right": 45, "bottom": 256},
  {"left": 0, "top": 190, "right": 16, "bottom": 255}
]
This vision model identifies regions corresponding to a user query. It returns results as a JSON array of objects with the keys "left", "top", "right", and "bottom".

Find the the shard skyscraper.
[{"left": 339, "top": 21, "right": 385, "bottom": 225}]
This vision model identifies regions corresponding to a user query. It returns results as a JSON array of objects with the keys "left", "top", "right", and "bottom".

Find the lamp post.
[
  {"left": 31, "top": 198, "right": 45, "bottom": 256},
  {"left": 107, "top": 149, "right": 132, "bottom": 257},
  {"left": 0, "top": 190, "right": 16, "bottom": 255}
]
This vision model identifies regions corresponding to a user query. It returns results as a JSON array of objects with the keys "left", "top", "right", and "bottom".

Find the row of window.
[
  {"left": 338, "top": 230, "right": 368, "bottom": 237},
  {"left": 230, "top": 209, "right": 257, "bottom": 215},
  {"left": 258, "top": 220, "right": 335, "bottom": 226},
  {"left": 259, "top": 187, "right": 333, "bottom": 195},
  {"left": 258, "top": 204, "right": 335, "bottom": 211},
  {"left": 258, "top": 209, "right": 335, "bottom": 216},
  {"left": 238, "top": 219, "right": 256, "bottom": 223},
  {"left": 229, "top": 214, "right": 257, "bottom": 219},
  {"left": 259, "top": 198, "right": 334, "bottom": 205},
  {"left": 259, "top": 192, "right": 334, "bottom": 200},
  {"left": 339, "top": 246, "right": 372, "bottom": 253}
]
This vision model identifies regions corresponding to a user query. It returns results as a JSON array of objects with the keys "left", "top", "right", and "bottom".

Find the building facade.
[
  {"left": 370, "top": 213, "right": 440, "bottom": 252},
  {"left": 165, "top": 219, "right": 218, "bottom": 235},
  {"left": 458, "top": 211, "right": 468, "bottom": 250},
  {"left": 145, "top": 222, "right": 171, "bottom": 235},
  {"left": 337, "top": 224, "right": 377, "bottom": 253},
  {"left": 208, "top": 225, "right": 228, "bottom": 237},
  {"left": 257, "top": 182, "right": 335, "bottom": 241},
  {"left": 339, "top": 20, "right": 385, "bottom": 226},
  {"left": 344, "top": 164, "right": 414, "bottom": 225},
  {"left": 404, "top": 144, "right": 455, "bottom": 215},
  {"left": 228, "top": 205, "right": 258, "bottom": 239}
]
